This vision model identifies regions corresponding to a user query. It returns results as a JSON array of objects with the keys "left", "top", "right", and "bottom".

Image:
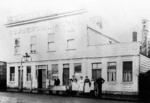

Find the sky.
[
  {"left": 0, "top": 0, "right": 150, "bottom": 61},
  {"left": 0, "top": 0, "right": 150, "bottom": 41}
]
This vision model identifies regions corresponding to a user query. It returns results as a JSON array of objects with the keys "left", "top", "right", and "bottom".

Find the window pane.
[
  {"left": 48, "top": 42, "right": 55, "bottom": 51},
  {"left": 15, "top": 46, "right": 20, "bottom": 54},
  {"left": 10, "top": 67, "right": 15, "bottom": 73},
  {"left": 52, "top": 64, "right": 58, "bottom": 74},
  {"left": 63, "top": 64, "right": 69, "bottom": 68},
  {"left": 67, "top": 39, "right": 75, "bottom": 49},
  {"left": 31, "top": 36, "right": 36, "bottom": 44},
  {"left": 27, "top": 66, "right": 31, "bottom": 73},
  {"left": 107, "top": 62, "right": 116, "bottom": 82},
  {"left": 31, "top": 44, "right": 36, "bottom": 52},
  {"left": 74, "top": 63, "right": 81, "bottom": 73},
  {"left": 92, "top": 64, "right": 97, "bottom": 69},
  {"left": 123, "top": 61, "right": 132, "bottom": 82},
  {"left": 15, "top": 39, "right": 20, "bottom": 46},
  {"left": 48, "top": 33, "right": 54, "bottom": 42}
]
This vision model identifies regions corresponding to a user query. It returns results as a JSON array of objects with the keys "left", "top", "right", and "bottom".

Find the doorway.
[
  {"left": 63, "top": 64, "right": 69, "bottom": 85},
  {"left": 92, "top": 69, "right": 101, "bottom": 81},
  {"left": 38, "top": 69, "right": 46, "bottom": 89},
  {"left": 18, "top": 67, "right": 23, "bottom": 90}
]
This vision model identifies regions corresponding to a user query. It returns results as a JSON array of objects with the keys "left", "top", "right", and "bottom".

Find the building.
[
  {"left": 5, "top": 9, "right": 150, "bottom": 95},
  {"left": 0, "top": 61, "right": 7, "bottom": 90}
]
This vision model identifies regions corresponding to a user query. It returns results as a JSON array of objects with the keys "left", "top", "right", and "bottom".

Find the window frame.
[
  {"left": 67, "top": 39, "right": 76, "bottom": 50},
  {"left": 107, "top": 62, "right": 117, "bottom": 82},
  {"left": 74, "top": 63, "right": 82, "bottom": 74},
  {"left": 30, "top": 36, "right": 37, "bottom": 53},
  {"left": 10, "top": 67, "right": 15, "bottom": 81},
  {"left": 14, "top": 38, "right": 21, "bottom": 54},
  {"left": 26, "top": 66, "right": 31, "bottom": 81},
  {"left": 122, "top": 61, "right": 133, "bottom": 82},
  {"left": 47, "top": 33, "right": 55, "bottom": 52}
]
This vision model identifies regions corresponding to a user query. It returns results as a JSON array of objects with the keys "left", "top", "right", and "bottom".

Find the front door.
[
  {"left": 18, "top": 68, "right": 23, "bottom": 90},
  {"left": 92, "top": 69, "right": 101, "bottom": 81},
  {"left": 38, "top": 69, "right": 46, "bottom": 89},
  {"left": 63, "top": 68, "right": 69, "bottom": 85}
]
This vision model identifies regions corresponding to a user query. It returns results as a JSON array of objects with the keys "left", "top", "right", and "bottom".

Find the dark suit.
[
  {"left": 96, "top": 77, "right": 105, "bottom": 96},
  {"left": 54, "top": 79, "right": 60, "bottom": 86}
]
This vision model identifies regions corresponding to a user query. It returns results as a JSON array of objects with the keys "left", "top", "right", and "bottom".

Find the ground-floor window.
[
  {"left": 10, "top": 67, "right": 15, "bottom": 81},
  {"left": 123, "top": 61, "right": 132, "bottom": 82},
  {"left": 74, "top": 63, "right": 81, "bottom": 74},
  {"left": 52, "top": 64, "right": 58, "bottom": 80},
  {"left": 107, "top": 62, "right": 116, "bottom": 82},
  {"left": 26, "top": 66, "right": 31, "bottom": 81}
]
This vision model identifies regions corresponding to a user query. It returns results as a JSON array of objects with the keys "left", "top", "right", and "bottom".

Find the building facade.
[{"left": 6, "top": 9, "right": 149, "bottom": 95}]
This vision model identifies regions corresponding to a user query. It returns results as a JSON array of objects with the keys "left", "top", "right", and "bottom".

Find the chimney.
[{"left": 132, "top": 31, "right": 137, "bottom": 42}]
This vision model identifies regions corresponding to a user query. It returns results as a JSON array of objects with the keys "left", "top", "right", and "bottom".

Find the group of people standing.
[{"left": 69, "top": 75, "right": 105, "bottom": 97}]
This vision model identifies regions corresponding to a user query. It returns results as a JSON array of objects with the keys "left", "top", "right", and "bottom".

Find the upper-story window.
[
  {"left": 48, "top": 33, "right": 55, "bottom": 52},
  {"left": 30, "top": 36, "right": 36, "bottom": 53},
  {"left": 67, "top": 39, "right": 75, "bottom": 50},
  {"left": 14, "top": 38, "right": 20, "bottom": 54}
]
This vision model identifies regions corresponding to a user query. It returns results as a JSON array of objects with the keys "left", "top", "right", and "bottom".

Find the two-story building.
[{"left": 5, "top": 9, "right": 150, "bottom": 95}]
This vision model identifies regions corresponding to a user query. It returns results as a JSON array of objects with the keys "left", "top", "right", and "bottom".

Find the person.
[
  {"left": 96, "top": 76, "right": 105, "bottom": 97},
  {"left": 84, "top": 76, "right": 91, "bottom": 94},
  {"left": 90, "top": 79, "right": 95, "bottom": 96},
  {"left": 71, "top": 75, "right": 77, "bottom": 82},
  {"left": 70, "top": 75, "right": 77, "bottom": 95},
  {"left": 67, "top": 79, "right": 72, "bottom": 96},
  {"left": 78, "top": 76, "right": 84, "bottom": 93},
  {"left": 54, "top": 76, "right": 60, "bottom": 86}
]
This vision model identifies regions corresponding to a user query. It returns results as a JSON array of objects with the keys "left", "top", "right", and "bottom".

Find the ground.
[{"left": 0, "top": 92, "right": 139, "bottom": 103}]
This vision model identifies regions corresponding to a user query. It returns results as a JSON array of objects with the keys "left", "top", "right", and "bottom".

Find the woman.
[
  {"left": 78, "top": 76, "right": 84, "bottom": 93},
  {"left": 84, "top": 76, "right": 91, "bottom": 93}
]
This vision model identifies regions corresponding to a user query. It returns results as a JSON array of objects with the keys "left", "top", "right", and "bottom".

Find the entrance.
[
  {"left": 92, "top": 69, "right": 101, "bottom": 81},
  {"left": 63, "top": 64, "right": 69, "bottom": 85},
  {"left": 38, "top": 69, "right": 46, "bottom": 89},
  {"left": 18, "top": 67, "right": 23, "bottom": 91}
]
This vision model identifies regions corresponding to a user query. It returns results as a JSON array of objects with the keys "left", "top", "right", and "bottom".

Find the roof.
[{"left": 87, "top": 21, "right": 119, "bottom": 43}]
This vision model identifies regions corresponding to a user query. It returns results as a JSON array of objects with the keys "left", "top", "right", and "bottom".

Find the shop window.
[
  {"left": 51, "top": 64, "right": 58, "bottom": 80},
  {"left": 123, "top": 61, "right": 132, "bottom": 82},
  {"left": 26, "top": 66, "right": 31, "bottom": 81},
  {"left": 74, "top": 63, "right": 81, "bottom": 73},
  {"left": 10, "top": 67, "right": 15, "bottom": 81},
  {"left": 107, "top": 62, "right": 116, "bottom": 82},
  {"left": 30, "top": 36, "right": 36, "bottom": 53},
  {"left": 52, "top": 64, "right": 58, "bottom": 74},
  {"left": 14, "top": 38, "right": 20, "bottom": 54},
  {"left": 92, "top": 63, "right": 102, "bottom": 81},
  {"left": 48, "top": 33, "right": 55, "bottom": 51},
  {"left": 67, "top": 39, "right": 75, "bottom": 50}
]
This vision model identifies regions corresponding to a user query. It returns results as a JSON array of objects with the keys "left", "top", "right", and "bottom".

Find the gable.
[{"left": 87, "top": 27, "right": 118, "bottom": 46}]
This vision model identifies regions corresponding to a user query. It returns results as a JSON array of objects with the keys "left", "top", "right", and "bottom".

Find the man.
[
  {"left": 54, "top": 76, "right": 60, "bottom": 86},
  {"left": 96, "top": 76, "right": 105, "bottom": 97}
]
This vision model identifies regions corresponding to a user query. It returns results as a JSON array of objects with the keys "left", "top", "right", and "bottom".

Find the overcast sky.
[
  {"left": 0, "top": 0, "right": 150, "bottom": 41},
  {"left": 0, "top": 0, "right": 150, "bottom": 60}
]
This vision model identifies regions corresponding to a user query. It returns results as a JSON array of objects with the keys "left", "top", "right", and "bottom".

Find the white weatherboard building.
[{"left": 5, "top": 9, "right": 150, "bottom": 95}]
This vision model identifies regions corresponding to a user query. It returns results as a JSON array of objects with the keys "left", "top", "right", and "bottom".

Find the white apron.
[
  {"left": 84, "top": 83, "right": 90, "bottom": 93},
  {"left": 78, "top": 79, "right": 84, "bottom": 92}
]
